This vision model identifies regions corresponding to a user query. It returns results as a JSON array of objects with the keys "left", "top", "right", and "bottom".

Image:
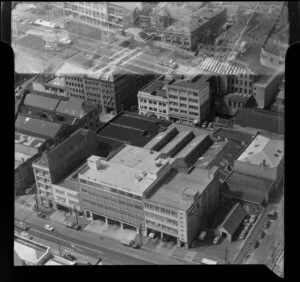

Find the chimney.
[{"left": 262, "top": 159, "right": 267, "bottom": 167}]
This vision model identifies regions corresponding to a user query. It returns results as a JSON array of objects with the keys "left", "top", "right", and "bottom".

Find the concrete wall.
[
  {"left": 186, "top": 170, "right": 220, "bottom": 246},
  {"left": 233, "top": 160, "right": 278, "bottom": 181}
]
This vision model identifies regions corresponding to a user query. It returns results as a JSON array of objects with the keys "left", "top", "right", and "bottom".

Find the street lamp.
[{"left": 73, "top": 204, "right": 79, "bottom": 225}]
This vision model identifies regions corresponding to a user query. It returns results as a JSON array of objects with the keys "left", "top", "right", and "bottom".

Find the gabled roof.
[
  {"left": 55, "top": 97, "right": 91, "bottom": 118},
  {"left": 235, "top": 108, "right": 284, "bottom": 135},
  {"left": 238, "top": 135, "right": 284, "bottom": 168},
  {"left": 220, "top": 203, "right": 247, "bottom": 235},
  {"left": 24, "top": 94, "right": 60, "bottom": 111},
  {"left": 16, "top": 114, "right": 65, "bottom": 139}
]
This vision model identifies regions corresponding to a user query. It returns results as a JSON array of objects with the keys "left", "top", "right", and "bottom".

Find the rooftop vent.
[{"left": 135, "top": 175, "right": 143, "bottom": 182}]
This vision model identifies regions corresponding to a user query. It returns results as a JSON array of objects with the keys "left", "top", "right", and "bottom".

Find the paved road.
[
  {"left": 22, "top": 224, "right": 151, "bottom": 265},
  {"left": 15, "top": 203, "right": 185, "bottom": 265}
]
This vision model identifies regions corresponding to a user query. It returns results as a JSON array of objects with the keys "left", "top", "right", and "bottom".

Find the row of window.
[
  {"left": 80, "top": 180, "right": 142, "bottom": 200},
  {"left": 144, "top": 211, "right": 178, "bottom": 226},
  {"left": 144, "top": 203, "right": 177, "bottom": 217},
  {"left": 145, "top": 219, "right": 178, "bottom": 235}
]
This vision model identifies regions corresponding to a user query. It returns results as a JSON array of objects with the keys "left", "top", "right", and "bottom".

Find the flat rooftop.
[
  {"left": 147, "top": 167, "right": 212, "bottom": 211},
  {"left": 15, "top": 132, "right": 46, "bottom": 149},
  {"left": 171, "top": 75, "right": 210, "bottom": 92},
  {"left": 213, "top": 128, "right": 255, "bottom": 146},
  {"left": 237, "top": 135, "right": 284, "bottom": 168},
  {"left": 14, "top": 235, "right": 48, "bottom": 262},
  {"left": 98, "top": 112, "right": 171, "bottom": 147},
  {"left": 24, "top": 93, "right": 60, "bottom": 112},
  {"left": 79, "top": 156, "right": 163, "bottom": 196},
  {"left": 109, "top": 145, "right": 169, "bottom": 175}
]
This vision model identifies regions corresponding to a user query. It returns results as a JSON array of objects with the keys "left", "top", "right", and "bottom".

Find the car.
[
  {"left": 239, "top": 232, "right": 245, "bottom": 240},
  {"left": 202, "top": 121, "right": 208, "bottom": 128},
  {"left": 268, "top": 209, "right": 277, "bottom": 220},
  {"left": 198, "top": 231, "right": 207, "bottom": 241},
  {"left": 73, "top": 224, "right": 81, "bottom": 230},
  {"left": 264, "top": 220, "right": 271, "bottom": 229},
  {"left": 37, "top": 212, "right": 46, "bottom": 218},
  {"left": 213, "top": 236, "right": 221, "bottom": 245},
  {"left": 63, "top": 253, "right": 77, "bottom": 262},
  {"left": 20, "top": 231, "right": 33, "bottom": 240},
  {"left": 44, "top": 224, "right": 54, "bottom": 232},
  {"left": 244, "top": 225, "right": 250, "bottom": 232},
  {"left": 132, "top": 243, "right": 140, "bottom": 249},
  {"left": 208, "top": 122, "right": 213, "bottom": 129},
  {"left": 249, "top": 215, "right": 257, "bottom": 223},
  {"left": 149, "top": 232, "right": 156, "bottom": 239}
]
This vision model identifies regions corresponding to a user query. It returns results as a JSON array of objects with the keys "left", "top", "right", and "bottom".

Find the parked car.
[
  {"left": 202, "top": 121, "right": 208, "bottom": 128},
  {"left": 239, "top": 231, "right": 246, "bottom": 240},
  {"left": 132, "top": 243, "right": 140, "bottom": 249},
  {"left": 208, "top": 122, "right": 214, "bottom": 130},
  {"left": 249, "top": 215, "right": 257, "bottom": 223},
  {"left": 213, "top": 236, "right": 221, "bottom": 245},
  {"left": 63, "top": 253, "right": 77, "bottom": 262},
  {"left": 37, "top": 212, "right": 46, "bottom": 218},
  {"left": 244, "top": 225, "right": 250, "bottom": 232},
  {"left": 198, "top": 231, "right": 207, "bottom": 241},
  {"left": 149, "top": 232, "right": 156, "bottom": 239},
  {"left": 44, "top": 224, "right": 54, "bottom": 232},
  {"left": 20, "top": 231, "right": 33, "bottom": 240},
  {"left": 268, "top": 209, "right": 277, "bottom": 220},
  {"left": 73, "top": 224, "right": 81, "bottom": 230}
]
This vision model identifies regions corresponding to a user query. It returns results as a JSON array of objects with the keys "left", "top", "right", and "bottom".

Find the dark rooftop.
[
  {"left": 171, "top": 75, "right": 211, "bottom": 91},
  {"left": 224, "top": 93, "right": 252, "bottom": 104},
  {"left": 97, "top": 112, "right": 171, "bottom": 147},
  {"left": 213, "top": 128, "right": 255, "bottom": 146},
  {"left": 220, "top": 203, "right": 247, "bottom": 236},
  {"left": 55, "top": 97, "right": 96, "bottom": 118},
  {"left": 16, "top": 114, "right": 65, "bottom": 139},
  {"left": 24, "top": 94, "right": 60, "bottom": 112},
  {"left": 234, "top": 108, "right": 284, "bottom": 135}
]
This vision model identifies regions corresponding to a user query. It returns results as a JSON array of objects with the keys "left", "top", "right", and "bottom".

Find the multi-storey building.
[
  {"left": 144, "top": 166, "right": 219, "bottom": 248},
  {"left": 64, "top": 67, "right": 156, "bottom": 114},
  {"left": 32, "top": 129, "right": 99, "bottom": 208},
  {"left": 227, "top": 73, "right": 255, "bottom": 96},
  {"left": 166, "top": 75, "right": 216, "bottom": 124},
  {"left": 163, "top": 6, "right": 226, "bottom": 51},
  {"left": 78, "top": 145, "right": 173, "bottom": 230},
  {"left": 138, "top": 77, "right": 171, "bottom": 120},
  {"left": 15, "top": 132, "right": 51, "bottom": 195},
  {"left": 253, "top": 73, "right": 284, "bottom": 109},
  {"left": 63, "top": 2, "right": 136, "bottom": 42}
]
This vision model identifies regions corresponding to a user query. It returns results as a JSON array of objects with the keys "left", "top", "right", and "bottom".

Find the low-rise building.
[
  {"left": 234, "top": 135, "right": 284, "bottom": 185},
  {"left": 20, "top": 93, "right": 100, "bottom": 131},
  {"left": 138, "top": 77, "right": 171, "bottom": 120},
  {"left": 43, "top": 76, "right": 66, "bottom": 96},
  {"left": 14, "top": 234, "right": 75, "bottom": 266}
]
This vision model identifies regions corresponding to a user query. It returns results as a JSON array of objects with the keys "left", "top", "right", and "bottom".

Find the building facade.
[
  {"left": 253, "top": 73, "right": 284, "bottom": 109},
  {"left": 163, "top": 7, "right": 226, "bottom": 51},
  {"left": 63, "top": 2, "right": 135, "bottom": 42},
  {"left": 32, "top": 129, "right": 99, "bottom": 208},
  {"left": 64, "top": 71, "right": 156, "bottom": 115},
  {"left": 166, "top": 75, "right": 214, "bottom": 124}
]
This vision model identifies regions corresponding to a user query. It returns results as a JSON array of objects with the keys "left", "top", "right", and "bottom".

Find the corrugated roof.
[
  {"left": 220, "top": 203, "right": 247, "bottom": 235},
  {"left": 24, "top": 94, "right": 60, "bottom": 111},
  {"left": 235, "top": 108, "right": 284, "bottom": 135}
]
